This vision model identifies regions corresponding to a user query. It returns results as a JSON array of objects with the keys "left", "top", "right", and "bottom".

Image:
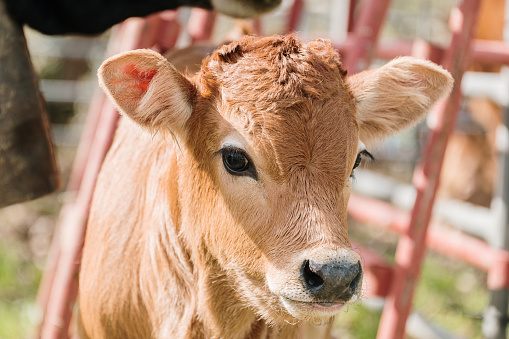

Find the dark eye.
[
  {"left": 221, "top": 147, "right": 258, "bottom": 180},
  {"left": 223, "top": 150, "right": 249, "bottom": 172},
  {"left": 353, "top": 154, "right": 362, "bottom": 170},
  {"left": 350, "top": 150, "right": 374, "bottom": 177}
]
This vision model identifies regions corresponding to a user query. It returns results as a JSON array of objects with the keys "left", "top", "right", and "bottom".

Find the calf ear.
[
  {"left": 347, "top": 56, "right": 453, "bottom": 145},
  {"left": 98, "top": 49, "right": 194, "bottom": 136}
]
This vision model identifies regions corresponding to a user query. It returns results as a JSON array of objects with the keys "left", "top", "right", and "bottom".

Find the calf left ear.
[
  {"left": 347, "top": 56, "right": 453, "bottom": 145},
  {"left": 98, "top": 49, "right": 194, "bottom": 136}
]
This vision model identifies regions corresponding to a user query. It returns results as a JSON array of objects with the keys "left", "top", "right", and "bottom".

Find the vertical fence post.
[
  {"left": 483, "top": 105, "right": 509, "bottom": 338},
  {"left": 376, "top": 1, "right": 482, "bottom": 338},
  {"left": 342, "top": 0, "right": 392, "bottom": 74}
]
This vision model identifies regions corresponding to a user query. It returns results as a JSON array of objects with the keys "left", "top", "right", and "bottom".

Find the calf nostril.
[
  {"left": 349, "top": 261, "right": 362, "bottom": 292},
  {"left": 302, "top": 260, "right": 324, "bottom": 288}
]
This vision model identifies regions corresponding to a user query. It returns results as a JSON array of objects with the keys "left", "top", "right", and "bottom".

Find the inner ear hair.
[
  {"left": 98, "top": 49, "right": 194, "bottom": 137},
  {"left": 348, "top": 56, "right": 453, "bottom": 145}
]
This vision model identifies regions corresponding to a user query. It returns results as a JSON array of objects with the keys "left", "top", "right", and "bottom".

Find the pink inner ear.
[{"left": 122, "top": 64, "right": 158, "bottom": 91}]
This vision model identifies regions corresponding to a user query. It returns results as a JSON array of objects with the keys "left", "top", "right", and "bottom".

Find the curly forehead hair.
[{"left": 200, "top": 35, "right": 349, "bottom": 102}]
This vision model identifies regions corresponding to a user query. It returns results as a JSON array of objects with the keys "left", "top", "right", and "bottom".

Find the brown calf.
[
  {"left": 78, "top": 35, "right": 453, "bottom": 338},
  {"left": 438, "top": 0, "right": 505, "bottom": 207}
]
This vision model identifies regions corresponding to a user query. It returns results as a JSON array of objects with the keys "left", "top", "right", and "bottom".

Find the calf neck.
[{"left": 78, "top": 35, "right": 453, "bottom": 338}]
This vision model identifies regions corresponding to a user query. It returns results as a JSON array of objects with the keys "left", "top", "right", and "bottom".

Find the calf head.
[{"left": 98, "top": 35, "right": 452, "bottom": 325}]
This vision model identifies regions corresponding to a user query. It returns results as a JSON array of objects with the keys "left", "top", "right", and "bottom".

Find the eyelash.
[{"left": 350, "top": 150, "right": 374, "bottom": 178}]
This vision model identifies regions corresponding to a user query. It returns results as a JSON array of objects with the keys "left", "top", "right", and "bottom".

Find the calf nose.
[{"left": 301, "top": 259, "right": 362, "bottom": 301}]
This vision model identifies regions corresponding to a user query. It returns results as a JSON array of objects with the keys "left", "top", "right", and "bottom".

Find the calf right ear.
[
  {"left": 347, "top": 57, "right": 453, "bottom": 145},
  {"left": 98, "top": 49, "right": 194, "bottom": 137}
]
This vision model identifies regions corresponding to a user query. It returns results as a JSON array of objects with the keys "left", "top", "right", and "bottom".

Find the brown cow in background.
[{"left": 439, "top": 0, "right": 505, "bottom": 207}]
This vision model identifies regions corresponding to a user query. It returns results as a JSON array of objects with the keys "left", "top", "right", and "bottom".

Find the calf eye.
[
  {"left": 223, "top": 150, "right": 249, "bottom": 172},
  {"left": 353, "top": 154, "right": 362, "bottom": 170},
  {"left": 221, "top": 147, "right": 258, "bottom": 180},
  {"left": 350, "top": 150, "right": 374, "bottom": 177}
]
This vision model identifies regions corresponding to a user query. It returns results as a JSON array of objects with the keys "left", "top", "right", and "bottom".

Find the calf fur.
[{"left": 78, "top": 35, "right": 453, "bottom": 339}]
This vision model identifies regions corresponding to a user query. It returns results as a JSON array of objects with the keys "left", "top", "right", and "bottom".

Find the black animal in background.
[{"left": 4, "top": 0, "right": 281, "bottom": 35}]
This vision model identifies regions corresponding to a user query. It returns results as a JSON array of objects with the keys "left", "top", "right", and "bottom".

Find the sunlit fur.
[{"left": 78, "top": 35, "right": 453, "bottom": 339}]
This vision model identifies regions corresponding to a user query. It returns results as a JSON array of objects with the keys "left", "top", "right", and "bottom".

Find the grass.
[
  {"left": 414, "top": 254, "right": 488, "bottom": 338},
  {"left": 0, "top": 244, "right": 41, "bottom": 339},
  {"left": 334, "top": 302, "right": 382, "bottom": 339},
  {"left": 0, "top": 193, "right": 61, "bottom": 339}
]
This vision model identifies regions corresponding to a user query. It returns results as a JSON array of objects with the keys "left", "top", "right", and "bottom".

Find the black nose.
[{"left": 301, "top": 259, "right": 362, "bottom": 301}]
